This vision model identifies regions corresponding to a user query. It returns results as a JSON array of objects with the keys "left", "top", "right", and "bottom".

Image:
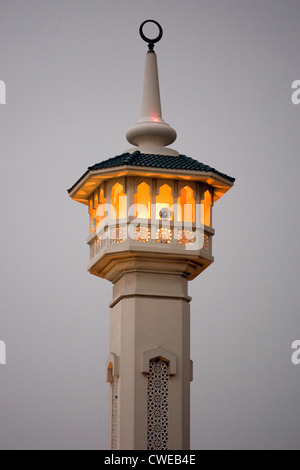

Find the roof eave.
[{"left": 68, "top": 165, "right": 234, "bottom": 205}]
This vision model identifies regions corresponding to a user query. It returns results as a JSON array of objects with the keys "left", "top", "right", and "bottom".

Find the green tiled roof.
[{"left": 88, "top": 151, "right": 235, "bottom": 182}]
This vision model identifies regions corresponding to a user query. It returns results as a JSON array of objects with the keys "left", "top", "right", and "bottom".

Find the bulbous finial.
[{"left": 139, "top": 20, "right": 163, "bottom": 52}]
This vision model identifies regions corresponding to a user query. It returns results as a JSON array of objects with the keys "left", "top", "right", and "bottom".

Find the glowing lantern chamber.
[{"left": 70, "top": 155, "right": 234, "bottom": 275}]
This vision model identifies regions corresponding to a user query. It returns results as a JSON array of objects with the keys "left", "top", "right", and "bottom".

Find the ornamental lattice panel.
[
  {"left": 111, "top": 376, "right": 119, "bottom": 450},
  {"left": 147, "top": 359, "right": 169, "bottom": 450}
]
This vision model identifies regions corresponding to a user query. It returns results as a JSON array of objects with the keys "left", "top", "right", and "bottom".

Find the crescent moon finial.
[{"left": 139, "top": 20, "right": 163, "bottom": 51}]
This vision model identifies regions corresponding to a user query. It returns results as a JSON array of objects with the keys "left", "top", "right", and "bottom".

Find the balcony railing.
[{"left": 87, "top": 218, "right": 214, "bottom": 262}]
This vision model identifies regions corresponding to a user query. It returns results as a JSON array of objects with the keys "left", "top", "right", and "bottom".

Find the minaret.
[{"left": 68, "top": 20, "right": 235, "bottom": 450}]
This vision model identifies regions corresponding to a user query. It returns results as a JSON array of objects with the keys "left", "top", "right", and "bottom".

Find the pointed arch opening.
[
  {"left": 156, "top": 184, "right": 173, "bottom": 220},
  {"left": 135, "top": 182, "right": 152, "bottom": 219},
  {"left": 95, "top": 188, "right": 107, "bottom": 228},
  {"left": 111, "top": 183, "right": 127, "bottom": 220},
  {"left": 201, "top": 189, "right": 212, "bottom": 227},
  {"left": 177, "top": 185, "right": 195, "bottom": 223},
  {"left": 89, "top": 198, "right": 96, "bottom": 234}
]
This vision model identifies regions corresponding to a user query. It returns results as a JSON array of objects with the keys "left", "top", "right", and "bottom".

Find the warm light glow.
[
  {"left": 156, "top": 184, "right": 173, "bottom": 219},
  {"left": 177, "top": 230, "right": 196, "bottom": 246},
  {"left": 135, "top": 225, "right": 151, "bottom": 243},
  {"left": 111, "top": 226, "right": 126, "bottom": 244},
  {"left": 111, "top": 183, "right": 127, "bottom": 219},
  {"left": 95, "top": 189, "right": 107, "bottom": 227},
  {"left": 89, "top": 189, "right": 108, "bottom": 233},
  {"left": 201, "top": 232, "right": 210, "bottom": 251},
  {"left": 177, "top": 186, "right": 195, "bottom": 223},
  {"left": 89, "top": 198, "right": 96, "bottom": 234},
  {"left": 201, "top": 190, "right": 212, "bottom": 227},
  {"left": 156, "top": 228, "right": 172, "bottom": 244},
  {"left": 134, "top": 182, "right": 151, "bottom": 218}
]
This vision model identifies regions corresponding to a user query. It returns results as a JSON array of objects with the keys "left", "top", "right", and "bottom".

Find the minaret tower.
[{"left": 68, "top": 20, "right": 235, "bottom": 450}]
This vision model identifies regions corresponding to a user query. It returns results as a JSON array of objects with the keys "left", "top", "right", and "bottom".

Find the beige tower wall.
[{"left": 107, "top": 271, "right": 191, "bottom": 450}]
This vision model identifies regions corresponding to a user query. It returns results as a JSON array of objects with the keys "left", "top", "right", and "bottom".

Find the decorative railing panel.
[{"left": 87, "top": 219, "right": 213, "bottom": 261}]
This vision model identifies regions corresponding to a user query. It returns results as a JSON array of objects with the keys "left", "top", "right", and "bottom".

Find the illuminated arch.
[
  {"left": 106, "top": 353, "right": 120, "bottom": 383},
  {"left": 111, "top": 183, "right": 127, "bottom": 219},
  {"left": 156, "top": 184, "right": 173, "bottom": 220},
  {"left": 201, "top": 189, "right": 212, "bottom": 227},
  {"left": 95, "top": 188, "right": 107, "bottom": 227},
  {"left": 135, "top": 182, "right": 151, "bottom": 219},
  {"left": 89, "top": 200, "right": 95, "bottom": 234},
  {"left": 142, "top": 347, "right": 177, "bottom": 375},
  {"left": 177, "top": 186, "right": 195, "bottom": 223}
]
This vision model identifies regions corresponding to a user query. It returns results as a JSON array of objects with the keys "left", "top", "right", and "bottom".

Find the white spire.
[
  {"left": 126, "top": 24, "right": 178, "bottom": 156},
  {"left": 140, "top": 50, "right": 163, "bottom": 122}
]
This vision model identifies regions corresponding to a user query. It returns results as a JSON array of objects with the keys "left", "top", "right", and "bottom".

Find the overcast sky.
[{"left": 0, "top": 0, "right": 299, "bottom": 450}]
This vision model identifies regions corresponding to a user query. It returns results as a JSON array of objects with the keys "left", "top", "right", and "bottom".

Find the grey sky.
[{"left": 0, "top": 0, "right": 299, "bottom": 450}]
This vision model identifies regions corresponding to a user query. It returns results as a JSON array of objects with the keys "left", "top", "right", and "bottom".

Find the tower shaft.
[{"left": 107, "top": 266, "right": 192, "bottom": 450}]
